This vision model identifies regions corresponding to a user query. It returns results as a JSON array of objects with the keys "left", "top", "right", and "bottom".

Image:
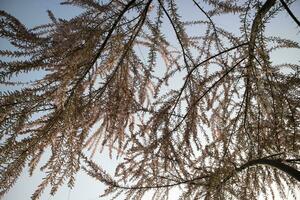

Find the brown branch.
[
  {"left": 65, "top": 0, "right": 137, "bottom": 106},
  {"left": 248, "top": 0, "right": 276, "bottom": 64},
  {"left": 92, "top": 0, "right": 152, "bottom": 99},
  {"left": 157, "top": 0, "right": 193, "bottom": 119},
  {"left": 237, "top": 158, "right": 300, "bottom": 182},
  {"left": 243, "top": 0, "right": 277, "bottom": 151},
  {"left": 146, "top": 56, "right": 246, "bottom": 150},
  {"left": 81, "top": 152, "right": 208, "bottom": 190},
  {"left": 108, "top": 174, "right": 209, "bottom": 190},
  {"left": 279, "top": 0, "right": 300, "bottom": 27},
  {"left": 216, "top": 156, "right": 300, "bottom": 193},
  {"left": 175, "top": 42, "right": 248, "bottom": 109},
  {"left": 192, "top": 0, "right": 219, "bottom": 42},
  {"left": 157, "top": 0, "right": 191, "bottom": 69}
]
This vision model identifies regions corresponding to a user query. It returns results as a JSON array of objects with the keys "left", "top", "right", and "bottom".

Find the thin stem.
[
  {"left": 279, "top": 0, "right": 300, "bottom": 27},
  {"left": 147, "top": 56, "right": 246, "bottom": 149}
]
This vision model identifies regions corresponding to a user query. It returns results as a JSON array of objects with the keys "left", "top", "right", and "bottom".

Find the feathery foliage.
[{"left": 0, "top": 0, "right": 300, "bottom": 199}]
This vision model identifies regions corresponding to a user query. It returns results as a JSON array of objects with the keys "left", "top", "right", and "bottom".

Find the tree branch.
[
  {"left": 279, "top": 0, "right": 300, "bottom": 27},
  {"left": 237, "top": 158, "right": 300, "bottom": 182}
]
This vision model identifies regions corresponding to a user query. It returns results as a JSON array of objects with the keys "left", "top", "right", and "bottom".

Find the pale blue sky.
[
  {"left": 0, "top": 1, "right": 109, "bottom": 200},
  {"left": 0, "top": 0, "right": 299, "bottom": 200}
]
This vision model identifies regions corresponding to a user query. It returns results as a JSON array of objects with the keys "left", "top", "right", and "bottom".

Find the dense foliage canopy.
[{"left": 0, "top": 0, "right": 300, "bottom": 199}]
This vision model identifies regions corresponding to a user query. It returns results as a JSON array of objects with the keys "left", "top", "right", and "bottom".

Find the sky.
[
  {"left": 0, "top": 0, "right": 300, "bottom": 200},
  {"left": 0, "top": 1, "right": 109, "bottom": 200}
]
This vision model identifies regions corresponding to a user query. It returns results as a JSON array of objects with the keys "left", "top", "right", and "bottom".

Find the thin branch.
[
  {"left": 65, "top": 0, "right": 137, "bottom": 106},
  {"left": 192, "top": 0, "right": 219, "bottom": 42},
  {"left": 279, "top": 0, "right": 300, "bottom": 27},
  {"left": 92, "top": 0, "right": 152, "bottom": 99},
  {"left": 147, "top": 56, "right": 246, "bottom": 150},
  {"left": 107, "top": 174, "right": 209, "bottom": 190},
  {"left": 157, "top": 0, "right": 194, "bottom": 119}
]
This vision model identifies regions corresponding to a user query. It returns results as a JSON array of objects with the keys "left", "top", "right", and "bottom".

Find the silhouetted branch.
[{"left": 279, "top": 0, "right": 300, "bottom": 27}]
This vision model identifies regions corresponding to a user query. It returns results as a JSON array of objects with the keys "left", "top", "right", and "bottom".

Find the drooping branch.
[
  {"left": 82, "top": 153, "right": 208, "bottom": 190},
  {"left": 238, "top": 158, "right": 300, "bottom": 182},
  {"left": 146, "top": 56, "right": 247, "bottom": 149},
  {"left": 243, "top": 0, "right": 277, "bottom": 147},
  {"left": 92, "top": 0, "right": 153, "bottom": 99},
  {"left": 279, "top": 0, "right": 300, "bottom": 27},
  {"left": 1, "top": 0, "right": 299, "bottom": 199},
  {"left": 66, "top": 0, "right": 137, "bottom": 105},
  {"left": 192, "top": 0, "right": 220, "bottom": 43},
  {"left": 248, "top": 0, "right": 276, "bottom": 63}
]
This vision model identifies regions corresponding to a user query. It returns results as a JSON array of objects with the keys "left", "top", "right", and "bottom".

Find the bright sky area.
[{"left": 0, "top": 0, "right": 299, "bottom": 199}]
